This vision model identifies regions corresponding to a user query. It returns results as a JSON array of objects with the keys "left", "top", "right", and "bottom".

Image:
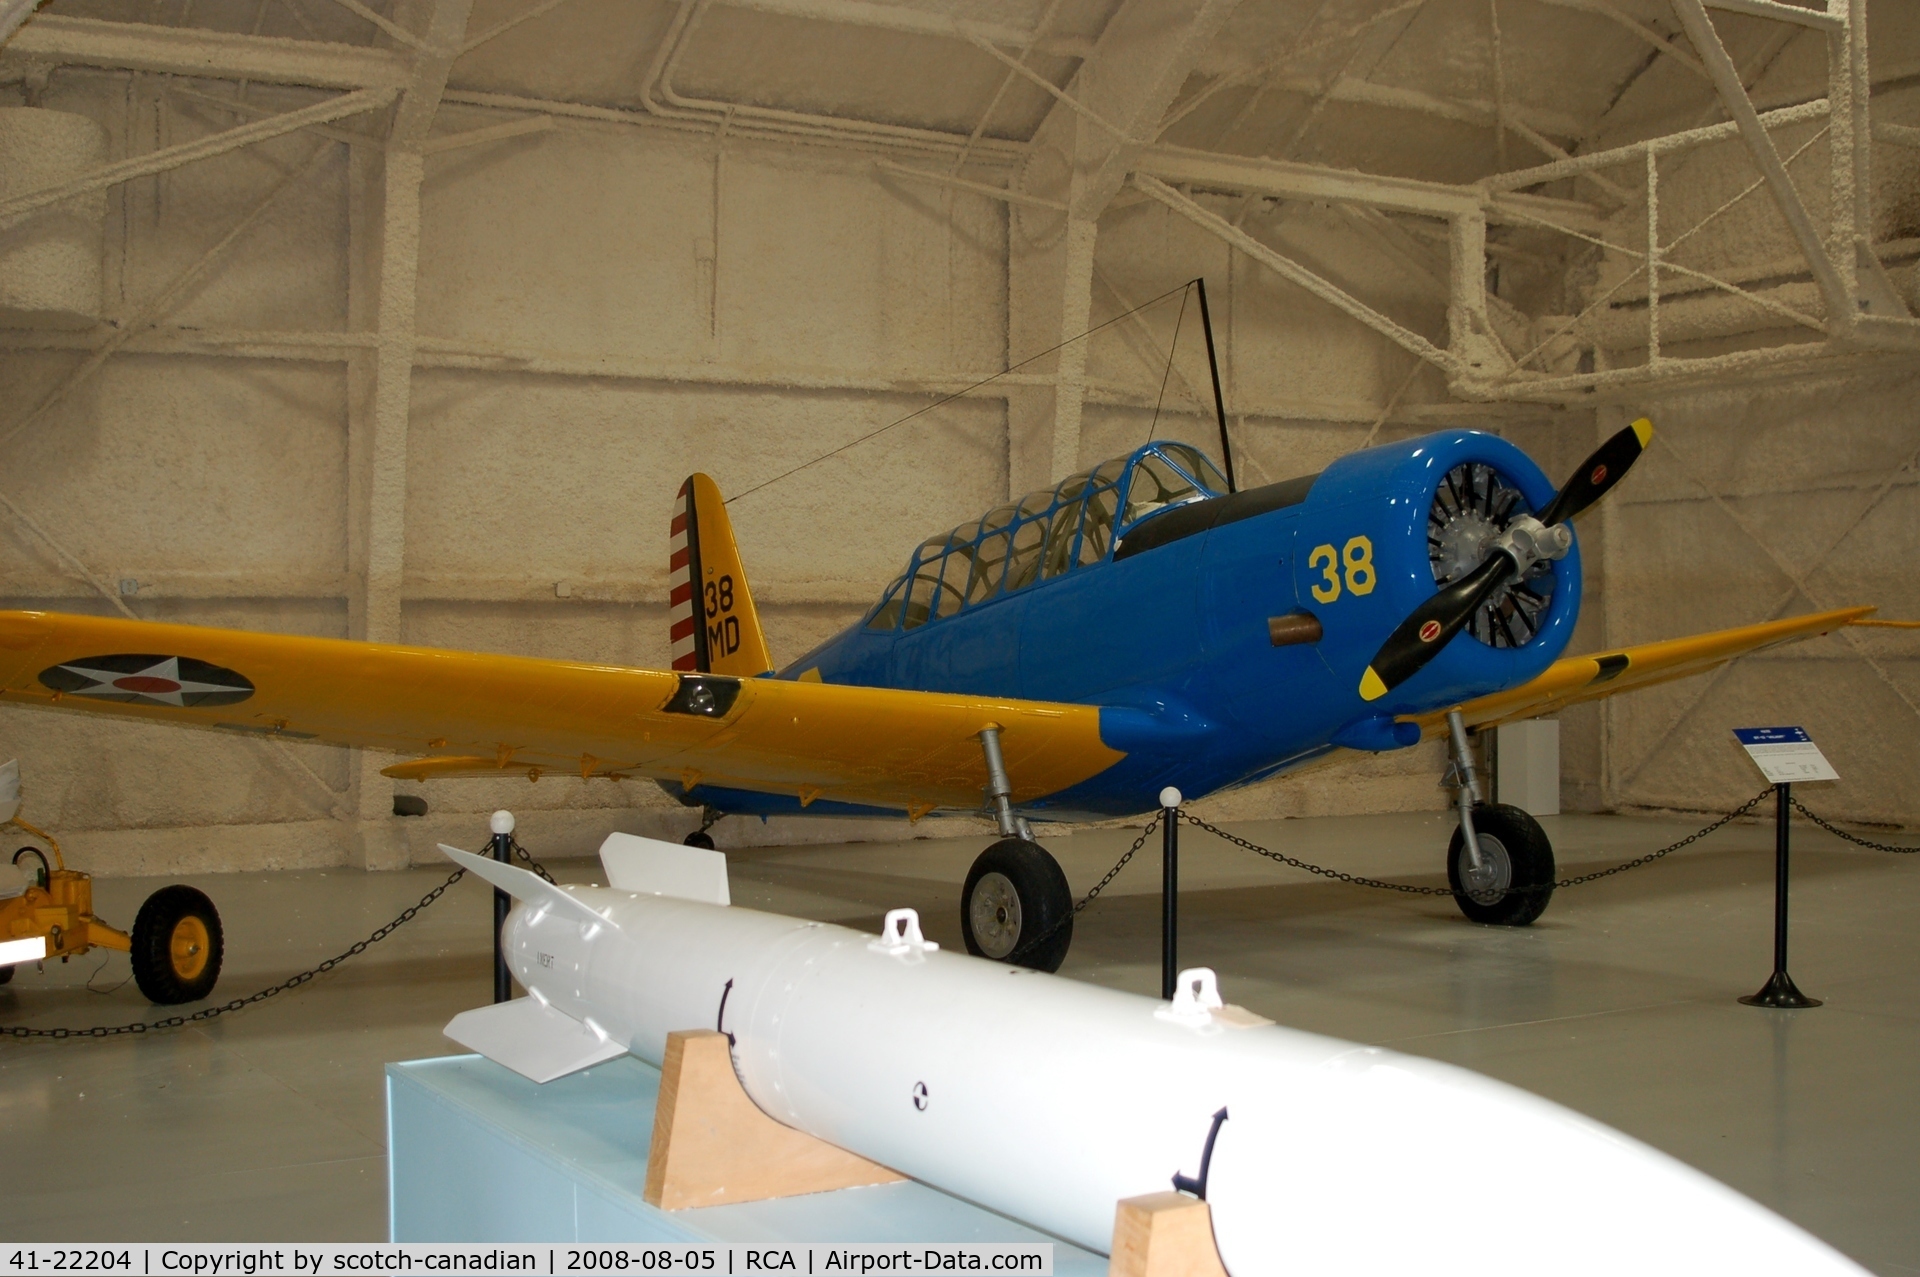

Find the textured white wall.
[{"left": 1578, "top": 369, "right": 1920, "bottom": 824}]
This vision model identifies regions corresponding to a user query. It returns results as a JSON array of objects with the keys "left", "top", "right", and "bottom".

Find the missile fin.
[
  {"left": 444, "top": 996, "right": 629, "bottom": 1083},
  {"left": 598, "top": 832, "right": 730, "bottom": 905},
  {"left": 438, "top": 843, "right": 611, "bottom": 929}
]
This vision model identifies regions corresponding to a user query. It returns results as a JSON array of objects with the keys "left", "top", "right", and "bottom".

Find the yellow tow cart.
[{"left": 0, "top": 765, "right": 222, "bottom": 1005}]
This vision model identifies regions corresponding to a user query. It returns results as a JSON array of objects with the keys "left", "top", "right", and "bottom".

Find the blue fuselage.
[{"left": 705, "top": 431, "right": 1581, "bottom": 821}]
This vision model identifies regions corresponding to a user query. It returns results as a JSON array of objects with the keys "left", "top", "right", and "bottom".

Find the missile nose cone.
[{"left": 1206, "top": 1056, "right": 1866, "bottom": 1276}]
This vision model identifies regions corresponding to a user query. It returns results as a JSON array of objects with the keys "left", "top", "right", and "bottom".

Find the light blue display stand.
[{"left": 387, "top": 1054, "right": 1107, "bottom": 1271}]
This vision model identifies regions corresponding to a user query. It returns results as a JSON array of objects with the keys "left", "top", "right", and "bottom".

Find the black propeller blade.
[
  {"left": 1537, "top": 417, "right": 1654, "bottom": 526},
  {"left": 1357, "top": 555, "right": 1515, "bottom": 702},
  {"left": 1357, "top": 418, "right": 1653, "bottom": 703}
]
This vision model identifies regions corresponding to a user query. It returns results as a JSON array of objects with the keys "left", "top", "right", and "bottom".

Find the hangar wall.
[
  {"left": 1573, "top": 368, "right": 1920, "bottom": 826},
  {"left": 3, "top": 5, "right": 1917, "bottom": 875},
  {"left": 0, "top": 70, "right": 1483, "bottom": 877},
  {"left": 1555, "top": 50, "right": 1920, "bottom": 826}
]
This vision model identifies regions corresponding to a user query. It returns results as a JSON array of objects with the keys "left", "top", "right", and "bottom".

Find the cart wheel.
[
  {"left": 13, "top": 847, "right": 47, "bottom": 889},
  {"left": 131, "top": 885, "right": 224, "bottom": 1004}
]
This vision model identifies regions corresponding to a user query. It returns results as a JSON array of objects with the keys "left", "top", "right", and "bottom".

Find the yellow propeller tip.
[
  {"left": 1358, "top": 667, "right": 1388, "bottom": 702},
  {"left": 1631, "top": 417, "right": 1654, "bottom": 447}
]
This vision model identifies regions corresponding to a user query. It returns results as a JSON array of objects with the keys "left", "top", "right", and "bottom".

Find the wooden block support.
[
  {"left": 1110, "top": 1192, "right": 1231, "bottom": 1277},
  {"left": 643, "top": 1029, "right": 905, "bottom": 1210}
]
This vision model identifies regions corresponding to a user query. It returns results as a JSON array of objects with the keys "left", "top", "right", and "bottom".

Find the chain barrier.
[
  {"left": 1010, "top": 813, "right": 1159, "bottom": 961},
  {"left": 1787, "top": 797, "right": 1920, "bottom": 853},
  {"left": 1179, "top": 786, "right": 1778, "bottom": 900},
  {"left": 2, "top": 833, "right": 660, "bottom": 1041},
  {"left": 511, "top": 836, "right": 557, "bottom": 883},
  {"left": 15, "top": 793, "right": 1908, "bottom": 1034},
  {"left": 2, "top": 867, "right": 468, "bottom": 1040}
]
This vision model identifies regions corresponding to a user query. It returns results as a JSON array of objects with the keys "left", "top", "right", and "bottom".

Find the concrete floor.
[{"left": 0, "top": 808, "right": 1916, "bottom": 1271}]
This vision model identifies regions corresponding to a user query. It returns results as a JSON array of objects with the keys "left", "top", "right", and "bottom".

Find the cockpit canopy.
[{"left": 865, "top": 441, "right": 1229, "bottom": 632}]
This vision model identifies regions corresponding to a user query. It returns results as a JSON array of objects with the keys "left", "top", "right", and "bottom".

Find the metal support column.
[
  {"left": 489, "top": 809, "right": 515, "bottom": 1003},
  {"left": 1740, "top": 783, "right": 1822, "bottom": 1009},
  {"left": 1161, "top": 786, "right": 1181, "bottom": 1000}
]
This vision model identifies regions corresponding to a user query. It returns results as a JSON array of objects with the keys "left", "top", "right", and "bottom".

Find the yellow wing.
[
  {"left": 0, "top": 611, "right": 1121, "bottom": 815},
  {"left": 1406, "top": 606, "right": 1876, "bottom": 737}
]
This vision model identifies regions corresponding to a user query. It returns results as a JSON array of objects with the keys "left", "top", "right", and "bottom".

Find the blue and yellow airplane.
[{"left": 0, "top": 422, "right": 1869, "bottom": 971}]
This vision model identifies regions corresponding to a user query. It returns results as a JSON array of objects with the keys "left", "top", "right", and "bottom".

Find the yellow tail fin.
[{"left": 669, "top": 474, "right": 773, "bottom": 677}]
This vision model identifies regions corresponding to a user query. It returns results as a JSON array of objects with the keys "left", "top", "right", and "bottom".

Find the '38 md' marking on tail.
[{"left": 667, "top": 475, "right": 775, "bottom": 679}]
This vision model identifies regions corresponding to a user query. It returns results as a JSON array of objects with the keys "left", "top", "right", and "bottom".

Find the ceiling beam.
[
  {"left": 727, "top": 0, "right": 1090, "bottom": 57},
  {"left": 1137, "top": 144, "right": 1606, "bottom": 231},
  {"left": 1530, "top": 0, "right": 1711, "bottom": 81},
  {"left": 0, "top": 88, "right": 394, "bottom": 229},
  {"left": 1018, "top": 0, "right": 1241, "bottom": 220},
  {"left": 1671, "top": 0, "right": 1855, "bottom": 328},
  {"left": 1, "top": 14, "right": 407, "bottom": 89},
  {"left": 0, "top": 0, "right": 43, "bottom": 47},
  {"left": 1307, "top": 74, "right": 1586, "bottom": 140},
  {"left": 1704, "top": 0, "right": 1842, "bottom": 32},
  {"left": 389, "top": 0, "right": 474, "bottom": 146},
  {"left": 1133, "top": 173, "right": 1463, "bottom": 377}
]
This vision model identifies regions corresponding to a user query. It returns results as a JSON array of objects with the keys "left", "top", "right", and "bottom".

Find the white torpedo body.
[{"left": 440, "top": 835, "right": 1865, "bottom": 1276}]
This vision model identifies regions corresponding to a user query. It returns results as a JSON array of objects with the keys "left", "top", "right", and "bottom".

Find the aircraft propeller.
[{"left": 1357, "top": 418, "right": 1653, "bottom": 703}]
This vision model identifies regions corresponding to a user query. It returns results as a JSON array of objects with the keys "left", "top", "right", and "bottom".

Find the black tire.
[
  {"left": 13, "top": 846, "right": 47, "bottom": 889},
  {"left": 960, "top": 838, "right": 1074, "bottom": 972},
  {"left": 682, "top": 831, "right": 716, "bottom": 850},
  {"left": 0, "top": 963, "right": 12, "bottom": 985},
  {"left": 130, "top": 885, "right": 223, "bottom": 1004},
  {"left": 1448, "top": 803, "right": 1555, "bottom": 926}
]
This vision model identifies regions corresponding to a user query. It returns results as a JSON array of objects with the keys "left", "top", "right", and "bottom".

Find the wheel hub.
[
  {"left": 1460, "top": 833, "right": 1513, "bottom": 904},
  {"left": 969, "top": 871, "right": 1022, "bottom": 959},
  {"left": 170, "top": 915, "right": 210, "bottom": 980}
]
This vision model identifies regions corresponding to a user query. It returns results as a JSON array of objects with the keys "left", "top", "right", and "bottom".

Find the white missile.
[{"left": 439, "top": 834, "right": 1866, "bottom": 1276}]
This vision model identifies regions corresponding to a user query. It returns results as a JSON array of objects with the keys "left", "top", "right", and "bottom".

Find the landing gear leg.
[
  {"left": 1446, "top": 711, "right": 1489, "bottom": 877},
  {"left": 683, "top": 806, "right": 721, "bottom": 850},
  {"left": 961, "top": 728, "right": 1071, "bottom": 972},
  {"left": 1444, "top": 712, "right": 1555, "bottom": 926}
]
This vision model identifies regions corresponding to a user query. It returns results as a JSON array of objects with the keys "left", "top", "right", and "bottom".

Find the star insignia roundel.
[{"left": 39, "top": 654, "right": 254, "bottom": 708}]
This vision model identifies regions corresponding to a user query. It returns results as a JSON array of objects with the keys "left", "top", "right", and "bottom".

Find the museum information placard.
[{"left": 1732, "top": 726, "right": 1838, "bottom": 785}]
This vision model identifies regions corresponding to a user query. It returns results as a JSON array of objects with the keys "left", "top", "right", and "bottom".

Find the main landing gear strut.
[
  {"left": 960, "top": 726, "right": 1074, "bottom": 973},
  {"left": 1445, "top": 710, "right": 1555, "bottom": 926}
]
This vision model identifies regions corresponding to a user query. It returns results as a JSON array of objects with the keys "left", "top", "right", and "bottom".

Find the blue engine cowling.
[{"left": 1295, "top": 429, "right": 1582, "bottom": 727}]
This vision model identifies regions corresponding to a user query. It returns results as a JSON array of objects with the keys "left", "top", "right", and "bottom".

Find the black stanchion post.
[
  {"left": 489, "top": 809, "right": 515, "bottom": 1004},
  {"left": 1740, "top": 783, "right": 1821, "bottom": 1009},
  {"left": 1160, "top": 786, "right": 1181, "bottom": 1000}
]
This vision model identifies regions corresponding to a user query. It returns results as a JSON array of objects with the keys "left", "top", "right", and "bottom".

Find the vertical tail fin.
[{"left": 669, "top": 474, "right": 774, "bottom": 677}]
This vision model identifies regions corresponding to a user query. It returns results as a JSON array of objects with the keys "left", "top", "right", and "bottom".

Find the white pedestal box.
[{"left": 1495, "top": 719, "right": 1560, "bottom": 816}]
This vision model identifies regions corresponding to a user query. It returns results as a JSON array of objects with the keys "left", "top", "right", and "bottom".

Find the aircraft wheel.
[
  {"left": 0, "top": 963, "right": 12, "bottom": 985},
  {"left": 131, "top": 885, "right": 224, "bottom": 1005},
  {"left": 961, "top": 838, "right": 1073, "bottom": 973},
  {"left": 1448, "top": 803, "right": 1554, "bottom": 926},
  {"left": 682, "top": 832, "right": 716, "bottom": 850}
]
